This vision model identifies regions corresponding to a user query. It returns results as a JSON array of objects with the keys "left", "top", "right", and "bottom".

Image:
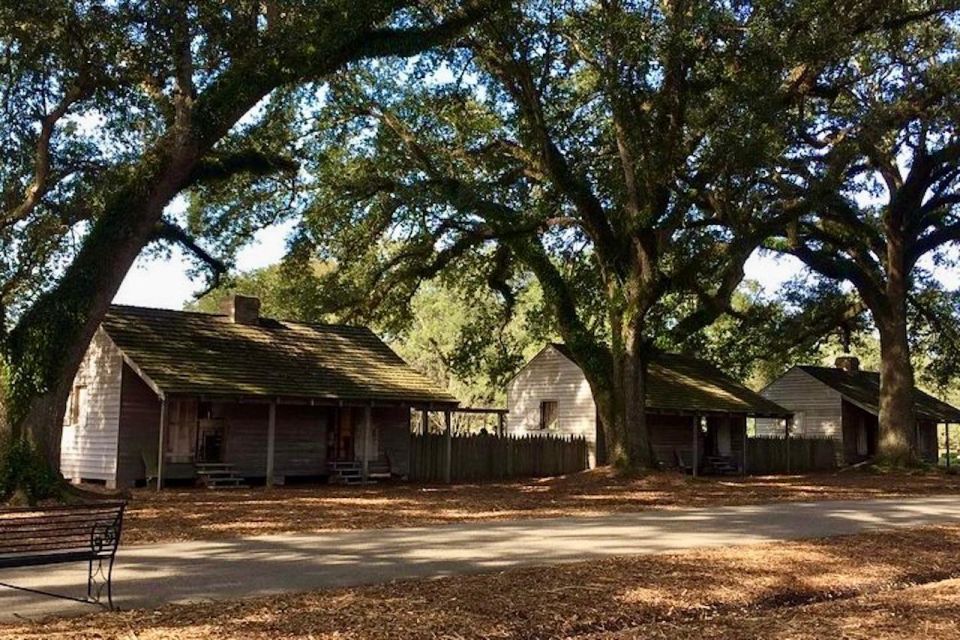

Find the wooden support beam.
[
  {"left": 266, "top": 400, "right": 277, "bottom": 487},
  {"left": 946, "top": 423, "right": 952, "bottom": 469},
  {"left": 421, "top": 408, "right": 429, "bottom": 435},
  {"left": 498, "top": 412, "right": 506, "bottom": 437},
  {"left": 362, "top": 404, "right": 372, "bottom": 481},
  {"left": 691, "top": 415, "right": 698, "bottom": 477},
  {"left": 444, "top": 409, "right": 453, "bottom": 484},
  {"left": 742, "top": 419, "right": 748, "bottom": 476},
  {"left": 156, "top": 398, "right": 167, "bottom": 491}
]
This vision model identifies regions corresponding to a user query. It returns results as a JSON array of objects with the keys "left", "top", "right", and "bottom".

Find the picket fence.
[
  {"left": 746, "top": 435, "right": 837, "bottom": 474},
  {"left": 409, "top": 433, "right": 589, "bottom": 482}
]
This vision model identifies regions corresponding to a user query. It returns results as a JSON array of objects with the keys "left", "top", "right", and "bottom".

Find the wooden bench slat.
[
  {"left": 0, "top": 502, "right": 125, "bottom": 608},
  {"left": 0, "top": 522, "right": 115, "bottom": 537},
  {"left": 0, "top": 550, "right": 102, "bottom": 569}
]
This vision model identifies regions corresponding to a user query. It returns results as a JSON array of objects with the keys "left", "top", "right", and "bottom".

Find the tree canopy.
[
  {"left": 0, "top": 0, "right": 494, "bottom": 473},
  {"left": 265, "top": 0, "right": 953, "bottom": 467},
  {"left": 766, "top": 3, "right": 960, "bottom": 462}
]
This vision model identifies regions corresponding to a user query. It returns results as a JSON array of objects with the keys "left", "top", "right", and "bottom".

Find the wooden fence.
[
  {"left": 409, "top": 433, "right": 589, "bottom": 482},
  {"left": 746, "top": 436, "right": 837, "bottom": 474}
]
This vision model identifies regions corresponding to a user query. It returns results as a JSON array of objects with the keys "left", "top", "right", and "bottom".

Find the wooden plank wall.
[
  {"left": 506, "top": 346, "right": 600, "bottom": 466},
  {"left": 757, "top": 368, "right": 843, "bottom": 442},
  {"left": 222, "top": 403, "right": 328, "bottom": 479},
  {"left": 409, "top": 433, "right": 589, "bottom": 482},
  {"left": 115, "top": 362, "right": 162, "bottom": 487},
  {"left": 60, "top": 328, "right": 124, "bottom": 486},
  {"left": 376, "top": 407, "right": 412, "bottom": 476}
]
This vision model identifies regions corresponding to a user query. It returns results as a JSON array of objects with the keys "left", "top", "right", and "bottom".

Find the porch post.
[
  {"left": 421, "top": 408, "right": 429, "bottom": 435},
  {"left": 362, "top": 404, "right": 372, "bottom": 481},
  {"left": 946, "top": 423, "right": 951, "bottom": 469},
  {"left": 742, "top": 419, "right": 748, "bottom": 476},
  {"left": 444, "top": 409, "right": 453, "bottom": 483},
  {"left": 691, "top": 415, "right": 698, "bottom": 477},
  {"left": 266, "top": 400, "right": 277, "bottom": 487},
  {"left": 498, "top": 412, "right": 506, "bottom": 437},
  {"left": 156, "top": 397, "right": 167, "bottom": 491}
]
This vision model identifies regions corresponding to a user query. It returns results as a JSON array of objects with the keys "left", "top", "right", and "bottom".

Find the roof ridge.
[
  {"left": 108, "top": 303, "right": 374, "bottom": 333},
  {"left": 109, "top": 303, "right": 226, "bottom": 319}
]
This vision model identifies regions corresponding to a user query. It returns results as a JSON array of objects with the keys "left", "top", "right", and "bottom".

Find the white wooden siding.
[
  {"left": 60, "top": 328, "right": 123, "bottom": 486},
  {"left": 756, "top": 368, "right": 843, "bottom": 444},
  {"left": 506, "top": 346, "right": 599, "bottom": 466}
]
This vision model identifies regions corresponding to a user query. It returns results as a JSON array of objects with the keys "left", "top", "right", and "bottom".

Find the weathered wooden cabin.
[
  {"left": 756, "top": 356, "right": 960, "bottom": 464},
  {"left": 60, "top": 296, "right": 458, "bottom": 488},
  {"left": 505, "top": 344, "right": 791, "bottom": 472}
]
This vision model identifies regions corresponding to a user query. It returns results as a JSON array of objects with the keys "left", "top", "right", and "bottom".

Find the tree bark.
[
  {"left": 589, "top": 303, "right": 655, "bottom": 471},
  {"left": 877, "top": 314, "right": 917, "bottom": 465},
  {"left": 874, "top": 216, "right": 917, "bottom": 466},
  {"left": 7, "top": 143, "right": 202, "bottom": 467}
]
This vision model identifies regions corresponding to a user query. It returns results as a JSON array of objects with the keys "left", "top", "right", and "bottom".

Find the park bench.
[{"left": 0, "top": 501, "right": 125, "bottom": 608}]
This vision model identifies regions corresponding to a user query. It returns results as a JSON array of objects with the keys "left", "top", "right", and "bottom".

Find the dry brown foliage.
[
  {"left": 119, "top": 467, "right": 960, "bottom": 545},
  {"left": 4, "top": 525, "right": 960, "bottom": 639}
]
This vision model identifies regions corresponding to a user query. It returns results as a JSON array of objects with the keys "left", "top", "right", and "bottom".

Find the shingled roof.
[
  {"left": 797, "top": 365, "right": 960, "bottom": 423},
  {"left": 549, "top": 344, "right": 790, "bottom": 417},
  {"left": 101, "top": 305, "right": 458, "bottom": 405}
]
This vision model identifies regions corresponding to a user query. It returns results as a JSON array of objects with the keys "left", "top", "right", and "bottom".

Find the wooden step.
[{"left": 195, "top": 462, "right": 248, "bottom": 489}]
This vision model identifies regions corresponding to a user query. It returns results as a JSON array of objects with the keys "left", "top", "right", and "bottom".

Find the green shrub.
[{"left": 0, "top": 436, "right": 61, "bottom": 505}]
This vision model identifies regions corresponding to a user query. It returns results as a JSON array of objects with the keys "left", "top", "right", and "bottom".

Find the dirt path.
[{"left": 3, "top": 494, "right": 960, "bottom": 622}]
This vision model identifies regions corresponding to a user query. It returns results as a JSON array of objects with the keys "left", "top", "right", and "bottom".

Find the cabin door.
[
  {"left": 328, "top": 407, "right": 356, "bottom": 461},
  {"left": 166, "top": 399, "right": 198, "bottom": 463},
  {"left": 197, "top": 419, "right": 226, "bottom": 463},
  {"left": 716, "top": 421, "right": 732, "bottom": 457}
]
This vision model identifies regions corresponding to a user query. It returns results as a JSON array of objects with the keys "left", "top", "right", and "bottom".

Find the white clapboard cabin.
[
  {"left": 506, "top": 344, "right": 791, "bottom": 472},
  {"left": 756, "top": 356, "right": 960, "bottom": 465},
  {"left": 60, "top": 296, "right": 457, "bottom": 489}
]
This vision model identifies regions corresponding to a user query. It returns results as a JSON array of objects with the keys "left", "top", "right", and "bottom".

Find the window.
[
  {"left": 68, "top": 384, "right": 87, "bottom": 426},
  {"left": 539, "top": 400, "right": 558, "bottom": 430}
]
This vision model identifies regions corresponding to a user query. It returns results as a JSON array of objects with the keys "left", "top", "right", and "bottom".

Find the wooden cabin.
[
  {"left": 505, "top": 344, "right": 791, "bottom": 472},
  {"left": 756, "top": 356, "right": 960, "bottom": 465},
  {"left": 60, "top": 296, "right": 458, "bottom": 488}
]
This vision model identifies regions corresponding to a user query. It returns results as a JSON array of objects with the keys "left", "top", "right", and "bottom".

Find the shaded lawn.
[
  {"left": 120, "top": 467, "right": 960, "bottom": 544},
  {"left": 5, "top": 525, "right": 960, "bottom": 639}
]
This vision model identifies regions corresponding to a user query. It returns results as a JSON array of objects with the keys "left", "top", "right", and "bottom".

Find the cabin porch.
[
  {"left": 133, "top": 394, "right": 415, "bottom": 489},
  {"left": 648, "top": 413, "right": 748, "bottom": 475}
]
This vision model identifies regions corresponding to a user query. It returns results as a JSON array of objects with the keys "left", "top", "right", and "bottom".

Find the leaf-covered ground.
[
  {"left": 119, "top": 467, "right": 960, "bottom": 544},
  {"left": 4, "top": 525, "right": 960, "bottom": 639}
]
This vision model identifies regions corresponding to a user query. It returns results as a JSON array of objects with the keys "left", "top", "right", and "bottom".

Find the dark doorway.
[{"left": 328, "top": 407, "right": 356, "bottom": 461}]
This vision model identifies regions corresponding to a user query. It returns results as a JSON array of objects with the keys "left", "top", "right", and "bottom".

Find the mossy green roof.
[
  {"left": 550, "top": 344, "right": 790, "bottom": 417},
  {"left": 798, "top": 365, "right": 960, "bottom": 423},
  {"left": 102, "top": 305, "right": 458, "bottom": 405}
]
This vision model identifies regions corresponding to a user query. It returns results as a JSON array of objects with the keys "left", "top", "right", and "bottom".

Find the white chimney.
[
  {"left": 221, "top": 295, "right": 261, "bottom": 325},
  {"left": 835, "top": 355, "right": 860, "bottom": 372}
]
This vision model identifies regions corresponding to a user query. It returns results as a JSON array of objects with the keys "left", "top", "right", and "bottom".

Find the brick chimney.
[
  {"left": 221, "top": 294, "right": 261, "bottom": 325},
  {"left": 835, "top": 355, "right": 860, "bottom": 372}
]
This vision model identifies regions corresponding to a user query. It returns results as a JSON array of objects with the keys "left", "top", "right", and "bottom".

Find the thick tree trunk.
[
  {"left": 876, "top": 310, "right": 917, "bottom": 465},
  {"left": 590, "top": 312, "right": 655, "bottom": 470},
  {"left": 875, "top": 223, "right": 917, "bottom": 466},
  {"left": 3, "top": 138, "right": 206, "bottom": 469}
]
